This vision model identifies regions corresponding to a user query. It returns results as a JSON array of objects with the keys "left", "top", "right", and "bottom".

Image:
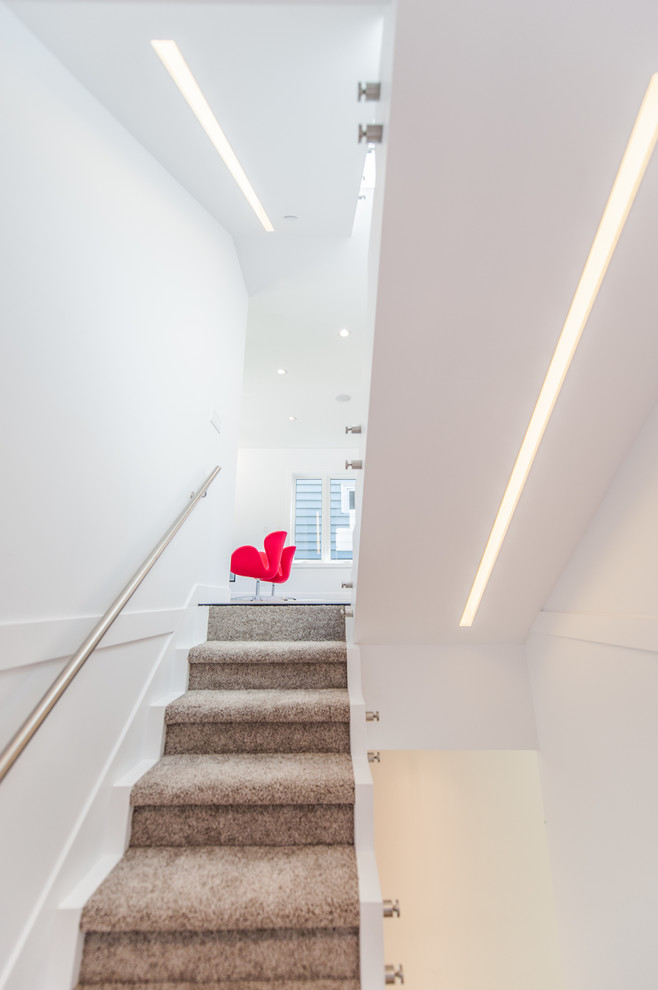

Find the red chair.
[
  {"left": 231, "top": 531, "right": 294, "bottom": 599},
  {"left": 269, "top": 544, "right": 296, "bottom": 595}
]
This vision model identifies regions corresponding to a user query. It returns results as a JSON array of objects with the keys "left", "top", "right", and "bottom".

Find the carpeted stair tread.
[
  {"left": 131, "top": 753, "right": 354, "bottom": 806},
  {"left": 78, "top": 929, "right": 359, "bottom": 983},
  {"left": 165, "top": 689, "right": 350, "bottom": 724},
  {"left": 76, "top": 982, "right": 360, "bottom": 989},
  {"left": 207, "top": 604, "right": 346, "bottom": 642},
  {"left": 81, "top": 845, "right": 359, "bottom": 933},
  {"left": 188, "top": 640, "right": 347, "bottom": 665}
]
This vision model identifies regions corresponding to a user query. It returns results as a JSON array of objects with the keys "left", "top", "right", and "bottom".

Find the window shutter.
[
  {"left": 330, "top": 478, "right": 355, "bottom": 560},
  {"left": 294, "top": 479, "right": 323, "bottom": 559}
]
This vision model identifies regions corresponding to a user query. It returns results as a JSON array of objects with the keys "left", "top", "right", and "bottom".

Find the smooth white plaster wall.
[
  {"left": 0, "top": 7, "right": 247, "bottom": 982},
  {"left": 360, "top": 643, "right": 537, "bottom": 750},
  {"left": 543, "top": 399, "right": 658, "bottom": 618},
  {"left": 232, "top": 447, "right": 359, "bottom": 599},
  {"left": 372, "top": 751, "right": 564, "bottom": 990},
  {"left": 527, "top": 399, "right": 658, "bottom": 990},
  {"left": 0, "top": 4, "right": 247, "bottom": 627},
  {"left": 527, "top": 635, "right": 658, "bottom": 990}
]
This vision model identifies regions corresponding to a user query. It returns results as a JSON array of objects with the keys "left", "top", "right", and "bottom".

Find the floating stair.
[{"left": 76, "top": 604, "right": 359, "bottom": 987}]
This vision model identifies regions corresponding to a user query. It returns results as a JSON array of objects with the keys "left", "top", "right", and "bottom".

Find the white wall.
[
  {"left": 232, "top": 447, "right": 359, "bottom": 600},
  {"left": 372, "top": 751, "right": 564, "bottom": 990},
  {"left": 1, "top": 5, "right": 247, "bottom": 626},
  {"left": 527, "top": 400, "right": 658, "bottom": 990},
  {"left": 361, "top": 644, "right": 537, "bottom": 750},
  {"left": 0, "top": 7, "right": 247, "bottom": 983}
]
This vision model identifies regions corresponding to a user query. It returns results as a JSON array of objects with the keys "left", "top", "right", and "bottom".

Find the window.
[{"left": 293, "top": 476, "right": 356, "bottom": 561}]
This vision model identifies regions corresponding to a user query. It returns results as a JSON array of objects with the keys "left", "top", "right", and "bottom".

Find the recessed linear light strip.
[
  {"left": 460, "top": 73, "right": 658, "bottom": 628},
  {"left": 151, "top": 40, "right": 274, "bottom": 233}
]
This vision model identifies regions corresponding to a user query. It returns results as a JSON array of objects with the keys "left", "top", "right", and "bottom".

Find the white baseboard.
[
  {"left": 193, "top": 583, "right": 230, "bottom": 604},
  {"left": 0, "top": 580, "right": 217, "bottom": 677},
  {"left": 0, "top": 607, "right": 186, "bottom": 674},
  {"left": 347, "top": 643, "right": 383, "bottom": 990}
]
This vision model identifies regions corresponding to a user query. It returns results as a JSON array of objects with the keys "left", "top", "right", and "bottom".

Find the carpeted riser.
[
  {"left": 130, "top": 803, "right": 354, "bottom": 846},
  {"left": 207, "top": 605, "right": 346, "bottom": 642},
  {"left": 78, "top": 929, "right": 359, "bottom": 983},
  {"left": 188, "top": 662, "right": 347, "bottom": 690},
  {"left": 164, "top": 721, "right": 351, "bottom": 754}
]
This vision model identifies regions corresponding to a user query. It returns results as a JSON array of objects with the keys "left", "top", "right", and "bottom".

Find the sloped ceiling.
[
  {"left": 355, "top": 0, "right": 658, "bottom": 643},
  {"left": 7, "top": 0, "right": 385, "bottom": 449}
]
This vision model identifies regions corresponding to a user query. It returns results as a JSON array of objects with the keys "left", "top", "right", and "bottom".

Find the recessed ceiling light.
[
  {"left": 288, "top": 416, "right": 297, "bottom": 422},
  {"left": 339, "top": 328, "right": 351, "bottom": 338},
  {"left": 283, "top": 215, "right": 298, "bottom": 221},
  {"left": 151, "top": 40, "right": 274, "bottom": 233},
  {"left": 335, "top": 394, "right": 351, "bottom": 403},
  {"left": 277, "top": 368, "right": 287, "bottom": 376},
  {"left": 459, "top": 73, "right": 658, "bottom": 628}
]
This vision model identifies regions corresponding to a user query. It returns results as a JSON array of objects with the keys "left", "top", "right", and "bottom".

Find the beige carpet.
[{"left": 76, "top": 604, "right": 359, "bottom": 987}]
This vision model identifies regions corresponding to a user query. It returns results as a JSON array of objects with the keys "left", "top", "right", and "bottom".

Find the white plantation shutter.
[
  {"left": 294, "top": 478, "right": 322, "bottom": 559},
  {"left": 330, "top": 479, "right": 355, "bottom": 560}
]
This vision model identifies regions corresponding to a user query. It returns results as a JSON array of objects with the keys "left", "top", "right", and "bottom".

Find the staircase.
[{"left": 76, "top": 604, "right": 360, "bottom": 989}]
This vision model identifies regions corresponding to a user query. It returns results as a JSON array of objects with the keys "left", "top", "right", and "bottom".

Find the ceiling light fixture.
[
  {"left": 151, "top": 40, "right": 274, "bottom": 233},
  {"left": 339, "top": 328, "right": 351, "bottom": 338},
  {"left": 288, "top": 416, "right": 297, "bottom": 422},
  {"left": 460, "top": 73, "right": 658, "bottom": 628},
  {"left": 277, "top": 368, "right": 287, "bottom": 376}
]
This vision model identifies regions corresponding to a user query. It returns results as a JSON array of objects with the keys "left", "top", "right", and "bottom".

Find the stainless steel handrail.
[{"left": 0, "top": 465, "right": 221, "bottom": 784}]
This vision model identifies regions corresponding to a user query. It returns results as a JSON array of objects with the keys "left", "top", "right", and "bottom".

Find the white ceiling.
[
  {"left": 7, "top": 0, "right": 385, "bottom": 448},
  {"left": 355, "top": 0, "right": 658, "bottom": 643}
]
